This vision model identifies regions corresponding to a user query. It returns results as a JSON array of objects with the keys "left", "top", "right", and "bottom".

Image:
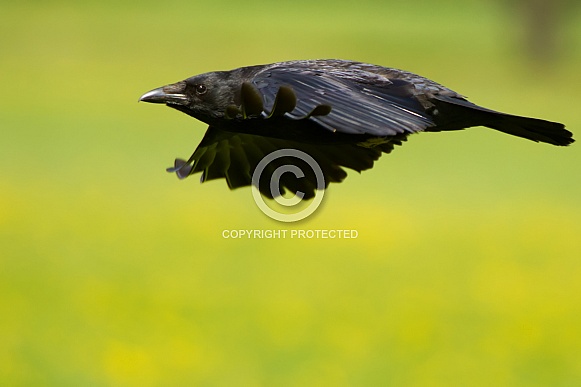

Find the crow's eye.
[{"left": 195, "top": 84, "right": 207, "bottom": 95}]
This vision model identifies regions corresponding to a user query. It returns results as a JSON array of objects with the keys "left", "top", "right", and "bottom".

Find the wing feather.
[
  {"left": 168, "top": 127, "right": 406, "bottom": 199},
  {"left": 252, "top": 67, "right": 435, "bottom": 136}
]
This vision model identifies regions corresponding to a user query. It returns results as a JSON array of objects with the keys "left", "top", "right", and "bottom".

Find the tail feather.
[
  {"left": 431, "top": 95, "right": 574, "bottom": 146},
  {"left": 486, "top": 114, "right": 573, "bottom": 146}
]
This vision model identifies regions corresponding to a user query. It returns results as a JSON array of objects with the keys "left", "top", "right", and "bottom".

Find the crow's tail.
[
  {"left": 485, "top": 114, "right": 573, "bottom": 146},
  {"left": 431, "top": 95, "right": 574, "bottom": 146}
]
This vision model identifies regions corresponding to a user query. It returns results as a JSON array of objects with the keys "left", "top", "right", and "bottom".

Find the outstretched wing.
[
  {"left": 167, "top": 126, "right": 407, "bottom": 199},
  {"left": 249, "top": 66, "right": 435, "bottom": 136}
]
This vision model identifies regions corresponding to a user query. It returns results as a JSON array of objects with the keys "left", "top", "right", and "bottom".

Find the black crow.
[{"left": 140, "top": 59, "right": 573, "bottom": 199}]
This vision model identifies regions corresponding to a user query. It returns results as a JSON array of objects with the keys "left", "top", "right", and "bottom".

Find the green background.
[{"left": 1, "top": 0, "right": 580, "bottom": 385}]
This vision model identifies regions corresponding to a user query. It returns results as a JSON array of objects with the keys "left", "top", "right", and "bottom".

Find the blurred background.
[{"left": 1, "top": 0, "right": 580, "bottom": 385}]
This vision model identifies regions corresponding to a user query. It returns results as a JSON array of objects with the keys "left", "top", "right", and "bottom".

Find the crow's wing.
[
  {"left": 167, "top": 126, "right": 407, "bottom": 199},
  {"left": 250, "top": 67, "right": 435, "bottom": 136}
]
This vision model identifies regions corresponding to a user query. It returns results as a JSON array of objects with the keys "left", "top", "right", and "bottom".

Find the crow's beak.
[{"left": 139, "top": 82, "right": 189, "bottom": 105}]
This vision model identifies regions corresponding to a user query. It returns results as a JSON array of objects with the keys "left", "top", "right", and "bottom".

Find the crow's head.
[{"left": 140, "top": 71, "right": 240, "bottom": 124}]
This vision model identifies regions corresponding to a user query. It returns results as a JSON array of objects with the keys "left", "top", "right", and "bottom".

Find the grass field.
[{"left": 1, "top": 1, "right": 581, "bottom": 385}]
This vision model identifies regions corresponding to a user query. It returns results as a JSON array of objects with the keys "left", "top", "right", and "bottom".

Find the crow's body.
[{"left": 140, "top": 59, "right": 573, "bottom": 198}]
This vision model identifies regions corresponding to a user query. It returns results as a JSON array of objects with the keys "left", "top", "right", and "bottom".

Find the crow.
[{"left": 139, "top": 59, "right": 573, "bottom": 199}]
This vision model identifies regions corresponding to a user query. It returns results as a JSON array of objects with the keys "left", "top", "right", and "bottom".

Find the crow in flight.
[{"left": 140, "top": 59, "right": 573, "bottom": 199}]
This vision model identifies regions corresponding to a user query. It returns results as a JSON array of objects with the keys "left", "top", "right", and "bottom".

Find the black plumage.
[{"left": 139, "top": 59, "right": 573, "bottom": 198}]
